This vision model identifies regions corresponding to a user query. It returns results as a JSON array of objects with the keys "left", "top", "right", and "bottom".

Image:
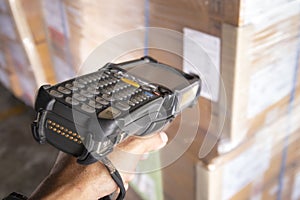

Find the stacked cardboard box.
[
  {"left": 148, "top": 0, "right": 300, "bottom": 147},
  {"left": 42, "top": 0, "right": 145, "bottom": 82},
  {"left": 147, "top": 0, "right": 300, "bottom": 199},
  {"left": 21, "top": 0, "right": 56, "bottom": 85},
  {"left": 160, "top": 102, "right": 300, "bottom": 200},
  {"left": 39, "top": 1, "right": 300, "bottom": 199},
  {"left": 0, "top": 0, "right": 55, "bottom": 105}
]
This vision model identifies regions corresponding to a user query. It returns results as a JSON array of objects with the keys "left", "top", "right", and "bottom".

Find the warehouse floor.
[{"left": 0, "top": 84, "right": 140, "bottom": 199}]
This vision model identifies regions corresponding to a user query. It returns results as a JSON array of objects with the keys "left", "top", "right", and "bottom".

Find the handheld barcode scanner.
[{"left": 31, "top": 56, "right": 201, "bottom": 200}]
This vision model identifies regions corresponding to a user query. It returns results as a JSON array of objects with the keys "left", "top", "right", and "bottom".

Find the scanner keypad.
[{"left": 49, "top": 67, "right": 161, "bottom": 119}]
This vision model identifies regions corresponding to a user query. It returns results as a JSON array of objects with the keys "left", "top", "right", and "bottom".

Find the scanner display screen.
[{"left": 124, "top": 63, "right": 191, "bottom": 91}]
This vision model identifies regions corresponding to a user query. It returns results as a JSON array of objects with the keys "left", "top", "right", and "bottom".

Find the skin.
[{"left": 29, "top": 132, "right": 168, "bottom": 200}]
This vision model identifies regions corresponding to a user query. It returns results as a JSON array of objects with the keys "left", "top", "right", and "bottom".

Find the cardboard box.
[
  {"left": 159, "top": 103, "right": 300, "bottom": 200},
  {"left": 42, "top": 1, "right": 300, "bottom": 145},
  {"left": 36, "top": 42, "right": 56, "bottom": 84},
  {"left": 42, "top": 0, "right": 145, "bottom": 82},
  {"left": 148, "top": 0, "right": 300, "bottom": 147},
  {"left": 149, "top": 0, "right": 297, "bottom": 30},
  {"left": 261, "top": 162, "right": 300, "bottom": 200},
  {"left": 21, "top": 0, "right": 46, "bottom": 43},
  {"left": 0, "top": 0, "right": 56, "bottom": 104}
]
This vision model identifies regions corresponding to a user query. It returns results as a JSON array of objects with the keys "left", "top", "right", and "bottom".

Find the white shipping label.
[
  {"left": 0, "top": 14, "right": 17, "bottom": 40},
  {"left": 222, "top": 139, "right": 271, "bottom": 200},
  {"left": 292, "top": 172, "right": 300, "bottom": 200},
  {"left": 247, "top": 54, "right": 296, "bottom": 118},
  {"left": 43, "top": 0, "right": 69, "bottom": 37},
  {"left": 183, "top": 28, "right": 221, "bottom": 102}
]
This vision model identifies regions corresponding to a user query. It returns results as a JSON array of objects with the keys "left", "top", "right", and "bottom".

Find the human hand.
[{"left": 29, "top": 132, "right": 168, "bottom": 200}]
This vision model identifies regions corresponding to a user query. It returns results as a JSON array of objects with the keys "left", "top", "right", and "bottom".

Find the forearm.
[{"left": 29, "top": 158, "right": 117, "bottom": 200}]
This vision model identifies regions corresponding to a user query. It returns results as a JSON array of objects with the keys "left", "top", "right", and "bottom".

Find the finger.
[
  {"left": 117, "top": 132, "right": 168, "bottom": 154},
  {"left": 108, "top": 132, "right": 168, "bottom": 174}
]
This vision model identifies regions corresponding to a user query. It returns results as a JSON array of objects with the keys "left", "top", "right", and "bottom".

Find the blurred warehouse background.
[{"left": 1, "top": 0, "right": 300, "bottom": 199}]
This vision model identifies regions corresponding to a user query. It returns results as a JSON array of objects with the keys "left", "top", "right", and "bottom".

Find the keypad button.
[
  {"left": 73, "top": 93, "right": 87, "bottom": 102},
  {"left": 102, "top": 89, "right": 111, "bottom": 95},
  {"left": 83, "top": 77, "right": 92, "bottom": 83},
  {"left": 78, "top": 79, "right": 87, "bottom": 84},
  {"left": 98, "top": 107, "right": 121, "bottom": 119},
  {"left": 73, "top": 81, "right": 85, "bottom": 89},
  {"left": 95, "top": 103, "right": 103, "bottom": 110},
  {"left": 104, "top": 74, "right": 110, "bottom": 79},
  {"left": 130, "top": 91, "right": 136, "bottom": 97},
  {"left": 102, "top": 94, "right": 115, "bottom": 102},
  {"left": 65, "top": 83, "right": 78, "bottom": 91},
  {"left": 131, "top": 98, "right": 139, "bottom": 104},
  {"left": 58, "top": 86, "right": 71, "bottom": 95},
  {"left": 89, "top": 75, "right": 98, "bottom": 82},
  {"left": 80, "top": 90, "right": 93, "bottom": 98},
  {"left": 65, "top": 97, "right": 79, "bottom": 106},
  {"left": 110, "top": 69, "right": 119, "bottom": 73},
  {"left": 50, "top": 90, "right": 63, "bottom": 98},
  {"left": 104, "top": 70, "right": 111, "bottom": 75},
  {"left": 88, "top": 100, "right": 96, "bottom": 106},
  {"left": 114, "top": 85, "right": 122, "bottom": 91},
  {"left": 99, "top": 84, "right": 105, "bottom": 89},
  {"left": 88, "top": 100, "right": 103, "bottom": 109},
  {"left": 107, "top": 80, "right": 114, "bottom": 85},
  {"left": 81, "top": 104, "right": 96, "bottom": 113},
  {"left": 105, "top": 80, "right": 111, "bottom": 86},
  {"left": 96, "top": 97, "right": 109, "bottom": 106},
  {"left": 135, "top": 96, "right": 143, "bottom": 102},
  {"left": 87, "top": 87, "right": 100, "bottom": 95},
  {"left": 128, "top": 100, "right": 136, "bottom": 107},
  {"left": 111, "top": 78, "right": 118, "bottom": 84},
  {"left": 113, "top": 93, "right": 122, "bottom": 100},
  {"left": 115, "top": 101, "right": 130, "bottom": 111},
  {"left": 89, "top": 84, "right": 99, "bottom": 89},
  {"left": 99, "top": 80, "right": 107, "bottom": 87},
  {"left": 139, "top": 94, "right": 148, "bottom": 101}
]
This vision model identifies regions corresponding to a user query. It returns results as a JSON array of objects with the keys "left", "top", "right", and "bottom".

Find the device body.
[{"left": 32, "top": 57, "right": 201, "bottom": 163}]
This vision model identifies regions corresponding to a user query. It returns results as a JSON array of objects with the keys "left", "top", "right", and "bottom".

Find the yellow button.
[{"left": 121, "top": 78, "right": 140, "bottom": 88}]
